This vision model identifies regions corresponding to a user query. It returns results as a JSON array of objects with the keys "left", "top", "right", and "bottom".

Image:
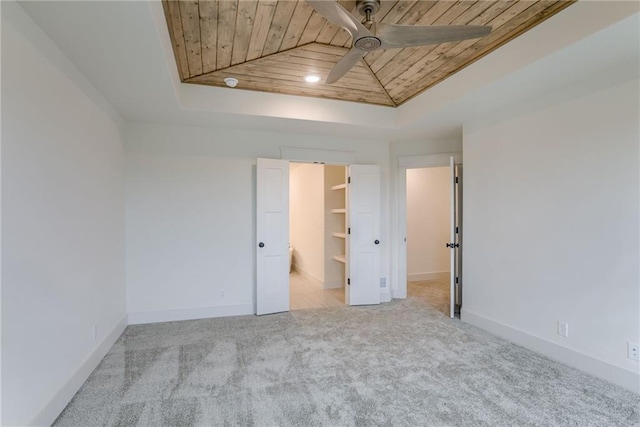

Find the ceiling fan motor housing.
[
  {"left": 355, "top": 36, "right": 382, "bottom": 51},
  {"left": 355, "top": 0, "right": 382, "bottom": 51},
  {"left": 356, "top": 0, "right": 380, "bottom": 18}
]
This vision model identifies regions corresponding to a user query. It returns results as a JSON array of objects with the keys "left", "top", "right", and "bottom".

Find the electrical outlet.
[
  {"left": 92, "top": 325, "right": 97, "bottom": 340},
  {"left": 628, "top": 342, "right": 639, "bottom": 361},
  {"left": 219, "top": 290, "right": 225, "bottom": 300},
  {"left": 557, "top": 321, "right": 569, "bottom": 338}
]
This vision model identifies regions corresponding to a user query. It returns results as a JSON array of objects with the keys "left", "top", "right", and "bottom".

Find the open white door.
[
  {"left": 256, "top": 158, "right": 289, "bottom": 315},
  {"left": 454, "top": 164, "right": 463, "bottom": 316},
  {"left": 448, "top": 157, "right": 459, "bottom": 319},
  {"left": 347, "top": 165, "right": 381, "bottom": 306},
  {"left": 397, "top": 169, "right": 408, "bottom": 299}
]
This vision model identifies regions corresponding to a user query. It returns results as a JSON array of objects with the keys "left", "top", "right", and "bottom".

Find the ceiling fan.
[{"left": 307, "top": 0, "right": 493, "bottom": 84}]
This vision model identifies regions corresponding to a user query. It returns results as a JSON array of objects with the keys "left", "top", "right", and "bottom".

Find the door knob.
[
  {"left": 374, "top": 240, "right": 380, "bottom": 245},
  {"left": 258, "top": 242, "right": 265, "bottom": 248}
]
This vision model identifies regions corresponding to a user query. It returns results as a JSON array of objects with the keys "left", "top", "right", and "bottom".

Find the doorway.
[
  {"left": 256, "top": 158, "right": 383, "bottom": 315},
  {"left": 396, "top": 154, "right": 462, "bottom": 319},
  {"left": 406, "top": 167, "right": 451, "bottom": 316},
  {"left": 289, "top": 163, "right": 346, "bottom": 310}
]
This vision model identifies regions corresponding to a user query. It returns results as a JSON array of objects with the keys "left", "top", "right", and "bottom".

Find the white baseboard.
[
  {"left": 128, "top": 303, "right": 254, "bottom": 325},
  {"left": 323, "top": 280, "right": 343, "bottom": 289},
  {"left": 408, "top": 271, "right": 450, "bottom": 281},
  {"left": 31, "top": 315, "right": 128, "bottom": 426},
  {"left": 462, "top": 309, "right": 640, "bottom": 393}
]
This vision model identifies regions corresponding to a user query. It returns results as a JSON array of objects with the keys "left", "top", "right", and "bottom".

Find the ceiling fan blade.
[
  {"left": 307, "top": 0, "right": 372, "bottom": 40},
  {"left": 376, "top": 23, "right": 492, "bottom": 49},
  {"left": 326, "top": 47, "right": 365, "bottom": 84}
]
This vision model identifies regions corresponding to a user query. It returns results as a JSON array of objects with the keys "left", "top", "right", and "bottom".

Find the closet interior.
[{"left": 289, "top": 163, "right": 347, "bottom": 309}]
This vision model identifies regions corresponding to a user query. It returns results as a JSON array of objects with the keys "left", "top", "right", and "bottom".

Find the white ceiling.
[{"left": 18, "top": 1, "right": 640, "bottom": 142}]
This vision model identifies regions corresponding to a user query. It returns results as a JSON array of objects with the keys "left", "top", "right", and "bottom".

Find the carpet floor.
[
  {"left": 408, "top": 275, "right": 450, "bottom": 317},
  {"left": 54, "top": 299, "right": 639, "bottom": 426}
]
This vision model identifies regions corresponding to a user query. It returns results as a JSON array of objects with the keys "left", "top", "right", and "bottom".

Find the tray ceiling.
[{"left": 163, "top": 0, "right": 574, "bottom": 107}]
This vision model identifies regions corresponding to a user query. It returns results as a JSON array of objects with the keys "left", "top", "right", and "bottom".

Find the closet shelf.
[
  {"left": 331, "top": 183, "right": 347, "bottom": 191},
  {"left": 332, "top": 254, "right": 346, "bottom": 264},
  {"left": 331, "top": 208, "right": 346, "bottom": 214},
  {"left": 332, "top": 232, "right": 346, "bottom": 239}
]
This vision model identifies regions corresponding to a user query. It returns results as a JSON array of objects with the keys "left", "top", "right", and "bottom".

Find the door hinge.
[
  {"left": 455, "top": 277, "right": 459, "bottom": 284},
  {"left": 348, "top": 176, "right": 351, "bottom": 184},
  {"left": 347, "top": 278, "right": 351, "bottom": 285},
  {"left": 348, "top": 227, "right": 351, "bottom": 234},
  {"left": 455, "top": 177, "right": 459, "bottom": 184},
  {"left": 455, "top": 226, "right": 459, "bottom": 234}
]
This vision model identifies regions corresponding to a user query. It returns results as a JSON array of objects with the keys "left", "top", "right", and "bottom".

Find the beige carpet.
[
  {"left": 408, "top": 274, "right": 450, "bottom": 317},
  {"left": 53, "top": 298, "right": 639, "bottom": 426}
]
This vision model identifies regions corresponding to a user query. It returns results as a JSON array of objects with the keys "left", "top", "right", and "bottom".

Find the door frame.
[
  {"left": 281, "top": 146, "right": 355, "bottom": 305},
  {"left": 395, "top": 152, "right": 462, "bottom": 301}
]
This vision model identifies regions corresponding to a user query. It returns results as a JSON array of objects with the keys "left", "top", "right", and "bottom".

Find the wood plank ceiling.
[{"left": 163, "top": 0, "right": 574, "bottom": 107}]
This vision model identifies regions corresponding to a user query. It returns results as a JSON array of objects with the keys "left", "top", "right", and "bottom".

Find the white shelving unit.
[{"left": 331, "top": 176, "right": 347, "bottom": 272}]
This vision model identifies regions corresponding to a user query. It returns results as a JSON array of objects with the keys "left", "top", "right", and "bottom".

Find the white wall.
[
  {"left": 125, "top": 123, "right": 391, "bottom": 323},
  {"left": 290, "top": 163, "right": 325, "bottom": 281},
  {"left": 392, "top": 139, "right": 462, "bottom": 159},
  {"left": 406, "top": 167, "right": 450, "bottom": 279},
  {"left": 1, "top": 3, "right": 126, "bottom": 425},
  {"left": 462, "top": 78, "right": 640, "bottom": 392}
]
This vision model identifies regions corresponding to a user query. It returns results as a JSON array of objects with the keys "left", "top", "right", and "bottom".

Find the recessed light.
[
  {"left": 224, "top": 77, "right": 239, "bottom": 88},
  {"left": 304, "top": 75, "right": 321, "bottom": 83}
]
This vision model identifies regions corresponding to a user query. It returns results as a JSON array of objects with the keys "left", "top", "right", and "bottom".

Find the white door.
[
  {"left": 448, "top": 157, "right": 459, "bottom": 319},
  {"left": 454, "top": 164, "right": 463, "bottom": 314},
  {"left": 397, "top": 169, "right": 408, "bottom": 299},
  {"left": 347, "top": 165, "right": 381, "bottom": 306},
  {"left": 256, "top": 158, "right": 289, "bottom": 315}
]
